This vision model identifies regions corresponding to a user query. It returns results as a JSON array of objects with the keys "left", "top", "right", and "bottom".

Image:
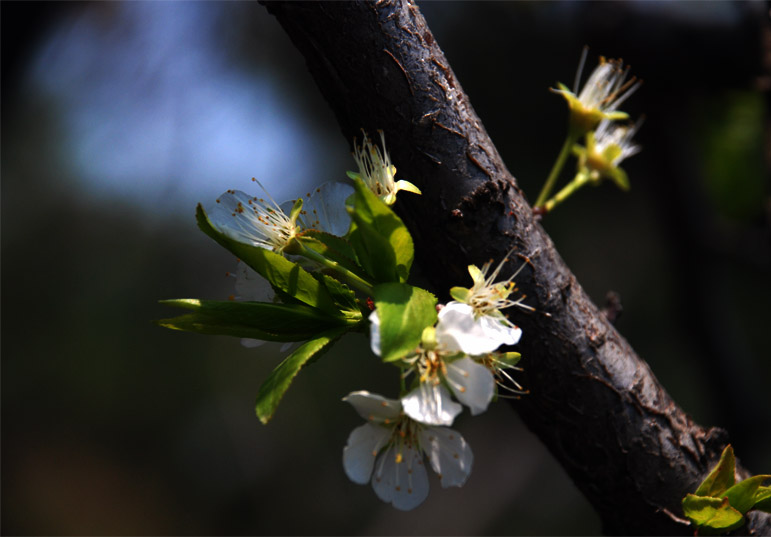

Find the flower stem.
[
  {"left": 543, "top": 170, "right": 591, "bottom": 213},
  {"left": 534, "top": 131, "right": 580, "bottom": 209},
  {"left": 297, "top": 243, "right": 375, "bottom": 295}
]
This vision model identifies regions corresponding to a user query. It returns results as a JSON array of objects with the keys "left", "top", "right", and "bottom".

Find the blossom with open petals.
[
  {"left": 551, "top": 50, "right": 641, "bottom": 135},
  {"left": 346, "top": 130, "right": 421, "bottom": 205},
  {"left": 369, "top": 311, "right": 495, "bottom": 425},
  {"left": 208, "top": 181, "right": 300, "bottom": 253},
  {"left": 217, "top": 181, "right": 353, "bottom": 348},
  {"left": 342, "top": 391, "right": 473, "bottom": 511},
  {"left": 209, "top": 180, "right": 353, "bottom": 254}
]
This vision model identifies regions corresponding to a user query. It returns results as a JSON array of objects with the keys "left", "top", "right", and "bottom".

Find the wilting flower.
[
  {"left": 369, "top": 311, "right": 495, "bottom": 425},
  {"left": 346, "top": 130, "right": 421, "bottom": 205},
  {"left": 551, "top": 50, "right": 641, "bottom": 135},
  {"left": 577, "top": 118, "right": 642, "bottom": 191},
  {"left": 440, "top": 255, "right": 527, "bottom": 355},
  {"left": 342, "top": 391, "right": 473, "bottom": 511}
]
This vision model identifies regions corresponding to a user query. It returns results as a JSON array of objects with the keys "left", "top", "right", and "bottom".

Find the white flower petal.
[
  {"left": 418, "top": 426, "right": 473, "bottom": 488},
  {"left": 343, "top": 423, "right": 392, "bottom": 485},
  {"left": 479, "top": 314, "right": 522, "bottom": 346},
  {"left": 436, "top": 302, "right": 499, "bottom": 354},
  {"left": 402, "top": 383, "right": 462, "bottom": 426},
  {"left": 371, "top": 445, "right": 429, "bottom": 511},
  {"left": 444, "top": 357, "right": 495, "bottom": 416},
  {"left": 343, "top": 391, "right": 402, "bottom": 422},
  {"left": 369, "top": 310, "right": 381, "bottom": 357},
  {"left": 297, "top": 181, "right": 353, "bottom": 236},
  {"left": 240, "top": 338, "right": 265, "bottom": 348},
  {"left": 437, "top": 302, "right": 518, "bottom": 355},
  {"left": 234, "top": 260, "right": 274, "bottom": 302}
]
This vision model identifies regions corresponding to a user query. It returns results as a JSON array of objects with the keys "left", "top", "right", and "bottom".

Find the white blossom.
[
  {"left": 208, "top": 181, "right": 299, "bottom": 253},
  {"left": 217, "top": 182, "right": 353, "bottom": 349},
  {"left": 209, "top": 180, "right": 353, "bottom": 253},
  {"left": 369, "top": 310, "right": 495, "bottom": 425},
  {"left": 441, "top": 255, "right": 527, "bottom": 355},
  {"left": 342, "top": 391, "right": 473, "bottom": 510},
  {"left": 369, "top": 310, "right": 495, "bottom": 424}
]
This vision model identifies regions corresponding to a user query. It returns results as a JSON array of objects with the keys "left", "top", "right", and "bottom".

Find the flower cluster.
[
  {"left": 351, "top": 254, "right": 528, "bottom": 509},
  {"left": 535, "top": 48, "right": 643, "bottom": 213},
  {"left": 160, "top": 129, "right": 531, "bottom": 512}
]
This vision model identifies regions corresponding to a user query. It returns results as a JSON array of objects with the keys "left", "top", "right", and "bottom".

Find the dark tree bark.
[{"left": 262, "top": 1, "right": 770, "bottom": 534}]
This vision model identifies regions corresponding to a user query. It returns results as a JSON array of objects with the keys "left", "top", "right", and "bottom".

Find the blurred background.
[{"left": 2, "top": 1, "right": 769, "bottom": 534}]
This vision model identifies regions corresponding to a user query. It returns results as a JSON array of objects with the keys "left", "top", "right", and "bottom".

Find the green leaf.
[
  {"left": 314, "top": 273, "right": 361, "bottom": 321},
  {"left": 255, "top": 327, "right": 347, "bottom": 424},
  {"left": 373, "top": 282, "right": 437, "bottom": 362},
  {"left": 196, "top": 204, "right": 339, "bottom": 316},
  {"left": 346, "top": 219, "right": 396, "bottom": 283},
  {"left": 753, "top": 486, "right": 771, "bottom": 513},
  {"left": 695, "top": 445, "right": 736, "bottom": 497},
  {"left": 682, "top": 494, "right": 744, "bottom": 532},
  {"left": 298, "top": 230, "right": 366, "bottom": 280},
  {"left": 346, "top": 177, "right": 414, "bottom": 283},
  {"left": 723, "top": 475, "right": 771, "bottom": 514},
  {"left": 157, "top": 298, "right": 350, "bottom": 341}
]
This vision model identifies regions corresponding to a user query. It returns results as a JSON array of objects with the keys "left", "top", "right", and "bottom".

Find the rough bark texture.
[{"left": 262, "top": 1, "right": 770, "bottom": 534}]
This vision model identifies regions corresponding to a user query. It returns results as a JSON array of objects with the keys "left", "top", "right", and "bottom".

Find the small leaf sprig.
[
  {"left": 158, "top": 131, "right": 532, "bottom": 510},
  {"left": 682, "top": 445, "right": 771, "bottom": 534},
  {"left": 534, "top": 48, "right": 643, "bottom": 215}
]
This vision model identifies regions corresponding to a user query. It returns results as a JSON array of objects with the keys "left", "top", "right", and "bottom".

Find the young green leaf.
[
  {"left": 157, "top": 298, "right": 351, "bottom": 341},
  {"left": 682, "top": 494, "right": 744, "bottom": 533},
  {"left": 722, "top": 475, "right": 771, "bottom": 515},
  {"left": 298, "top": 229, "right": 365, "bottom": 278},
  {"left": 313, "top": 273, "right": 361, "bottom": 321},
  {"left": 373, "top": 282, "right": 437, "bottom": 362},
  {"left": 196, "top": 204, "right": 340, "bottom": 316},
  {"left": 255, "top": 327, "right": 347, "bottom": 424},
  {"left": 347, "top": 216, "right": 397, "bottom": 283},
  {"left": 346, "top": 177, "right": 414, "bottom": 283},
  {"left": 695, "top": 445, "right": 736, "bottom": 497}
]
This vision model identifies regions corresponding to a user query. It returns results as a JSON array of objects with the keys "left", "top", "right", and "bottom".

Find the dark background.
[{"left": 2, "top": 2, "right": 769, "bottom": 534}]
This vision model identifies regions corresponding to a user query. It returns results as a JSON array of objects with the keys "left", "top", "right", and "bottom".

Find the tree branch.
[{"left": 262, "top": 1, "right": 770, "bottom": 534}]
